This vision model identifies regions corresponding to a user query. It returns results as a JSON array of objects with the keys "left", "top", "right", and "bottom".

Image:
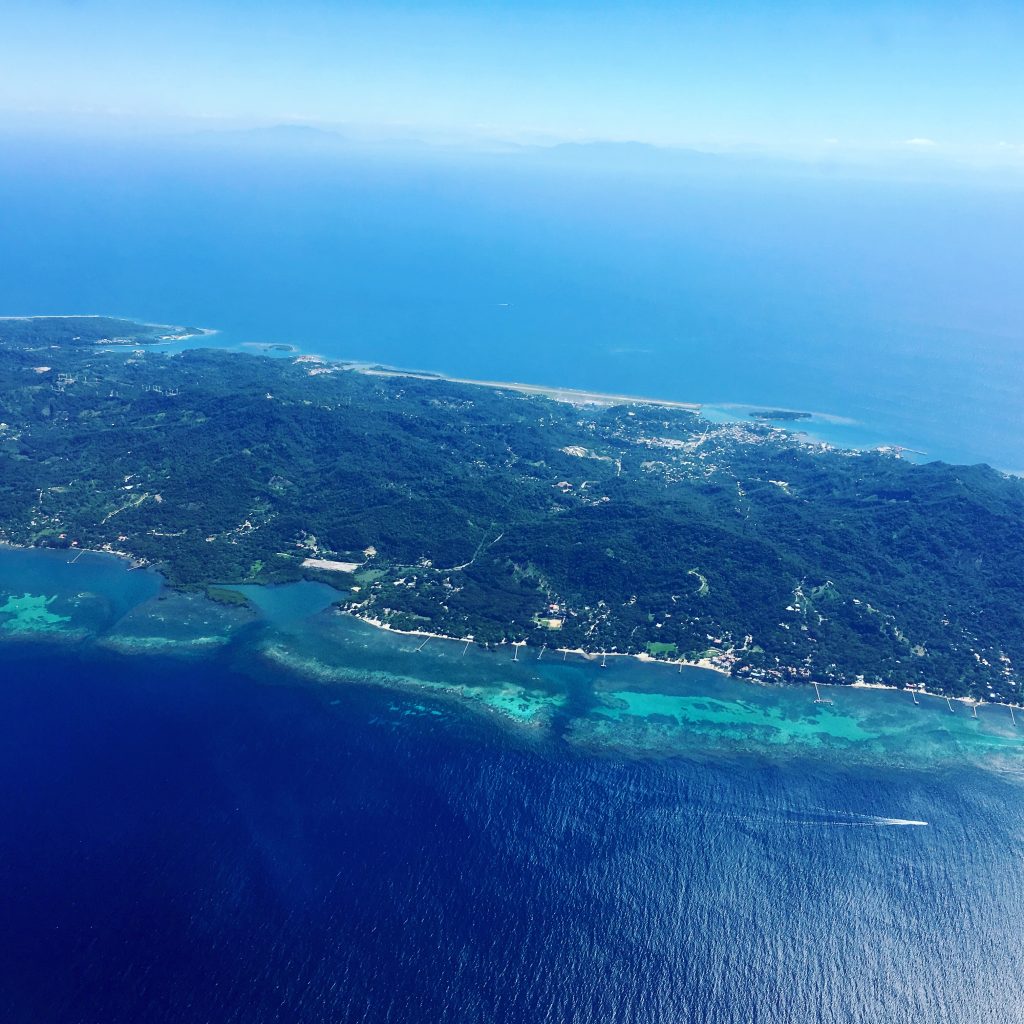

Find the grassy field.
[{"left": 646, "top": 641, "right": 679, "bottom": 656}]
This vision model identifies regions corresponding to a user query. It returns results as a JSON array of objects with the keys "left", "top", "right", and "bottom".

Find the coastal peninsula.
[{"left": 1, "top": 316, "right": 1023, "bottom": 704}]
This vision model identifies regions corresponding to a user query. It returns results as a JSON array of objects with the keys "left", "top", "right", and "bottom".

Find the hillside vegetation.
[{"left": 2, "top": 316, "right": 1022, "bottom": 702}]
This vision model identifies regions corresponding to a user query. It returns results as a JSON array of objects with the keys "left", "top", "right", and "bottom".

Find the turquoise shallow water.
[
  {"left": 700, "top": 402, "right": 931, "bottom": 463},
  {"left": 2, "top": 546, "right": 1022, "bottom": 772}
]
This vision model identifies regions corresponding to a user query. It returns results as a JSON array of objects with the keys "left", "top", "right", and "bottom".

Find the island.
[
  {"left": 748, "top": 409, "right": 813, "bottom": 422},
  {"left": 1, "top": 316, "right": 1022, "bottom": 704}
]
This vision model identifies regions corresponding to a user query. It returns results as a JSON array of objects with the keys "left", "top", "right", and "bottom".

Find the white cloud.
[{"left": 904, "top": 137, "right": 937, "bottom": 147}]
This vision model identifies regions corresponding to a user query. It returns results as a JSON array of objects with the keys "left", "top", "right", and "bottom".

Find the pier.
[{"left": 812, "top": 682, "right": 833, "bottom": 705}]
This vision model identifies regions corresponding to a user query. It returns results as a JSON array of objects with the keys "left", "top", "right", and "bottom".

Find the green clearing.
[
  {"left": 646, "top": 641, "right": 679, "bottom": 656},
  {"left": 355, "top": 568, "right": 387, "bottom": 584},
  {"left": 688, "top": 569, "right": 710, "bottom": 596}
]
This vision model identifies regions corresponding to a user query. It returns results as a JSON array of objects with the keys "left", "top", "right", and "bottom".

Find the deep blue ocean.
[
  {"left": 0, "top": 136, "right": 1022, "bottom": 468},
  {"left": 4, "top": 637, "right": 1024, "bottom": 1024}
]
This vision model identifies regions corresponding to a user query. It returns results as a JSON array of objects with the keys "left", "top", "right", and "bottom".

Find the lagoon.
[{"left": 2, "top": 545, "right": 1022, "bottom": 770}]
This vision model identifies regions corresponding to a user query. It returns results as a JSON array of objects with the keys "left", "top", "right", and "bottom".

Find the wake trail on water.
[
  {"left": 786, "top": 818, "right": 928, "bottom": 827},
  {"left": 722, "top": 808, "right": 929, "bottom": 828},
  {"left": 790, "top": 808, "right": 929, "bottom": 827}
]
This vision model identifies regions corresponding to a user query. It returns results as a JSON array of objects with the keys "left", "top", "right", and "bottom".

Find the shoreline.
[
  {"left": 333, "top": 364, "right": 943, "bottom": 463},
  {"left": 350, "top": 363, "right": 703, "bottom": 412},
  {"left": 0, "top": 539, "right": 151, "bottom": 570},
  {"left": 848, "top": 678, "right": 997, "bottom": 711},
  {"left": 320, "top": 360, "right": 935, "bottom": 464},
  {"left": 0, "top": 314, "right": 216, "bottom": 346},
  {"left": 2, "top": 543, "right": 1020, "bottom": 712},
  {"left": 6, "top": 312, "right": 991, "bottom": 467},
  {"left": 343, "top": 610, "right": 1024, "bottom": 711},
  {"left": 2, "top": 545, "right": 1023, "bottom": 720},
  {"left": 159, "top": 324, "right": 950, "bottom": 461},
  {"left": 350, "top": 611, "right": 777, "bottom": 684}
]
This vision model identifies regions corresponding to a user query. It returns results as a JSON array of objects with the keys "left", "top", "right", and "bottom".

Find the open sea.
[
  {"left": 2, "top": 548, "right": 1024, "bottom": 1023},
  {"left": 0, "top": 135, "right": 1022, "bottom": 469},
  {"left": 2, "top": 136, "right": 1024, "bottom": 1021}
]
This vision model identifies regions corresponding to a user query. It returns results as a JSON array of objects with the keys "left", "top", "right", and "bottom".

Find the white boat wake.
[
  {"left": 724, "top": 808, "right": 930, "bottom": 828},
  {"left": 871, "top": 817, "right": 929, "bottom": 826},
  {"left": 786, "top": 809, "right": 929, "bottom": 827}
]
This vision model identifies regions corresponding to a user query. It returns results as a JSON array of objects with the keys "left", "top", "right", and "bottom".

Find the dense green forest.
[{"left": 2, "top": 316, "right": 1023, "bottom": 702}]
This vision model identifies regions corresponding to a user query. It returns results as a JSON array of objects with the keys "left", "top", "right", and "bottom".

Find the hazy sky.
[{"left": 3, "top": 0, "right": 1022, "bottom": 161}]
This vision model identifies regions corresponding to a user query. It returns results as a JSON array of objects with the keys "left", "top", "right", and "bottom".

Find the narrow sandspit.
[{"left": 355, "top": 364, "right": 702, "bottom": 411}]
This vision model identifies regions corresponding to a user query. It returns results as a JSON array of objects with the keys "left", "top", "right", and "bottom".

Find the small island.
[
  {"left": 748, "top": 409, "right": 812, "bottom": 422},
  {"left": 1, "top": 316, "right": 1023, "bottom": 705},
  {"left": 243, "top": 342, "right": 299, "bottom": 353}
]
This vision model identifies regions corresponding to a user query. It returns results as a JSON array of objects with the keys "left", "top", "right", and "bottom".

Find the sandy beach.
[
  {"left": 352, "top": 364, "right": 702, "bottom": 412},
  {"left": 345, "top": 609, "right": 1024, "bottom": 712}
]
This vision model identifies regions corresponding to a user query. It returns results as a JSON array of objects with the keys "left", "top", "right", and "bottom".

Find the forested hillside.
[{"left": 2, "top": 317, "right": 1022, "bottom": 701}]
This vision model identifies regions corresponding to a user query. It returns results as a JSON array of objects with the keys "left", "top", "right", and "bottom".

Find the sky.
[{"left": 2, "top": 1, "right": 1023, "bottom": 167}]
